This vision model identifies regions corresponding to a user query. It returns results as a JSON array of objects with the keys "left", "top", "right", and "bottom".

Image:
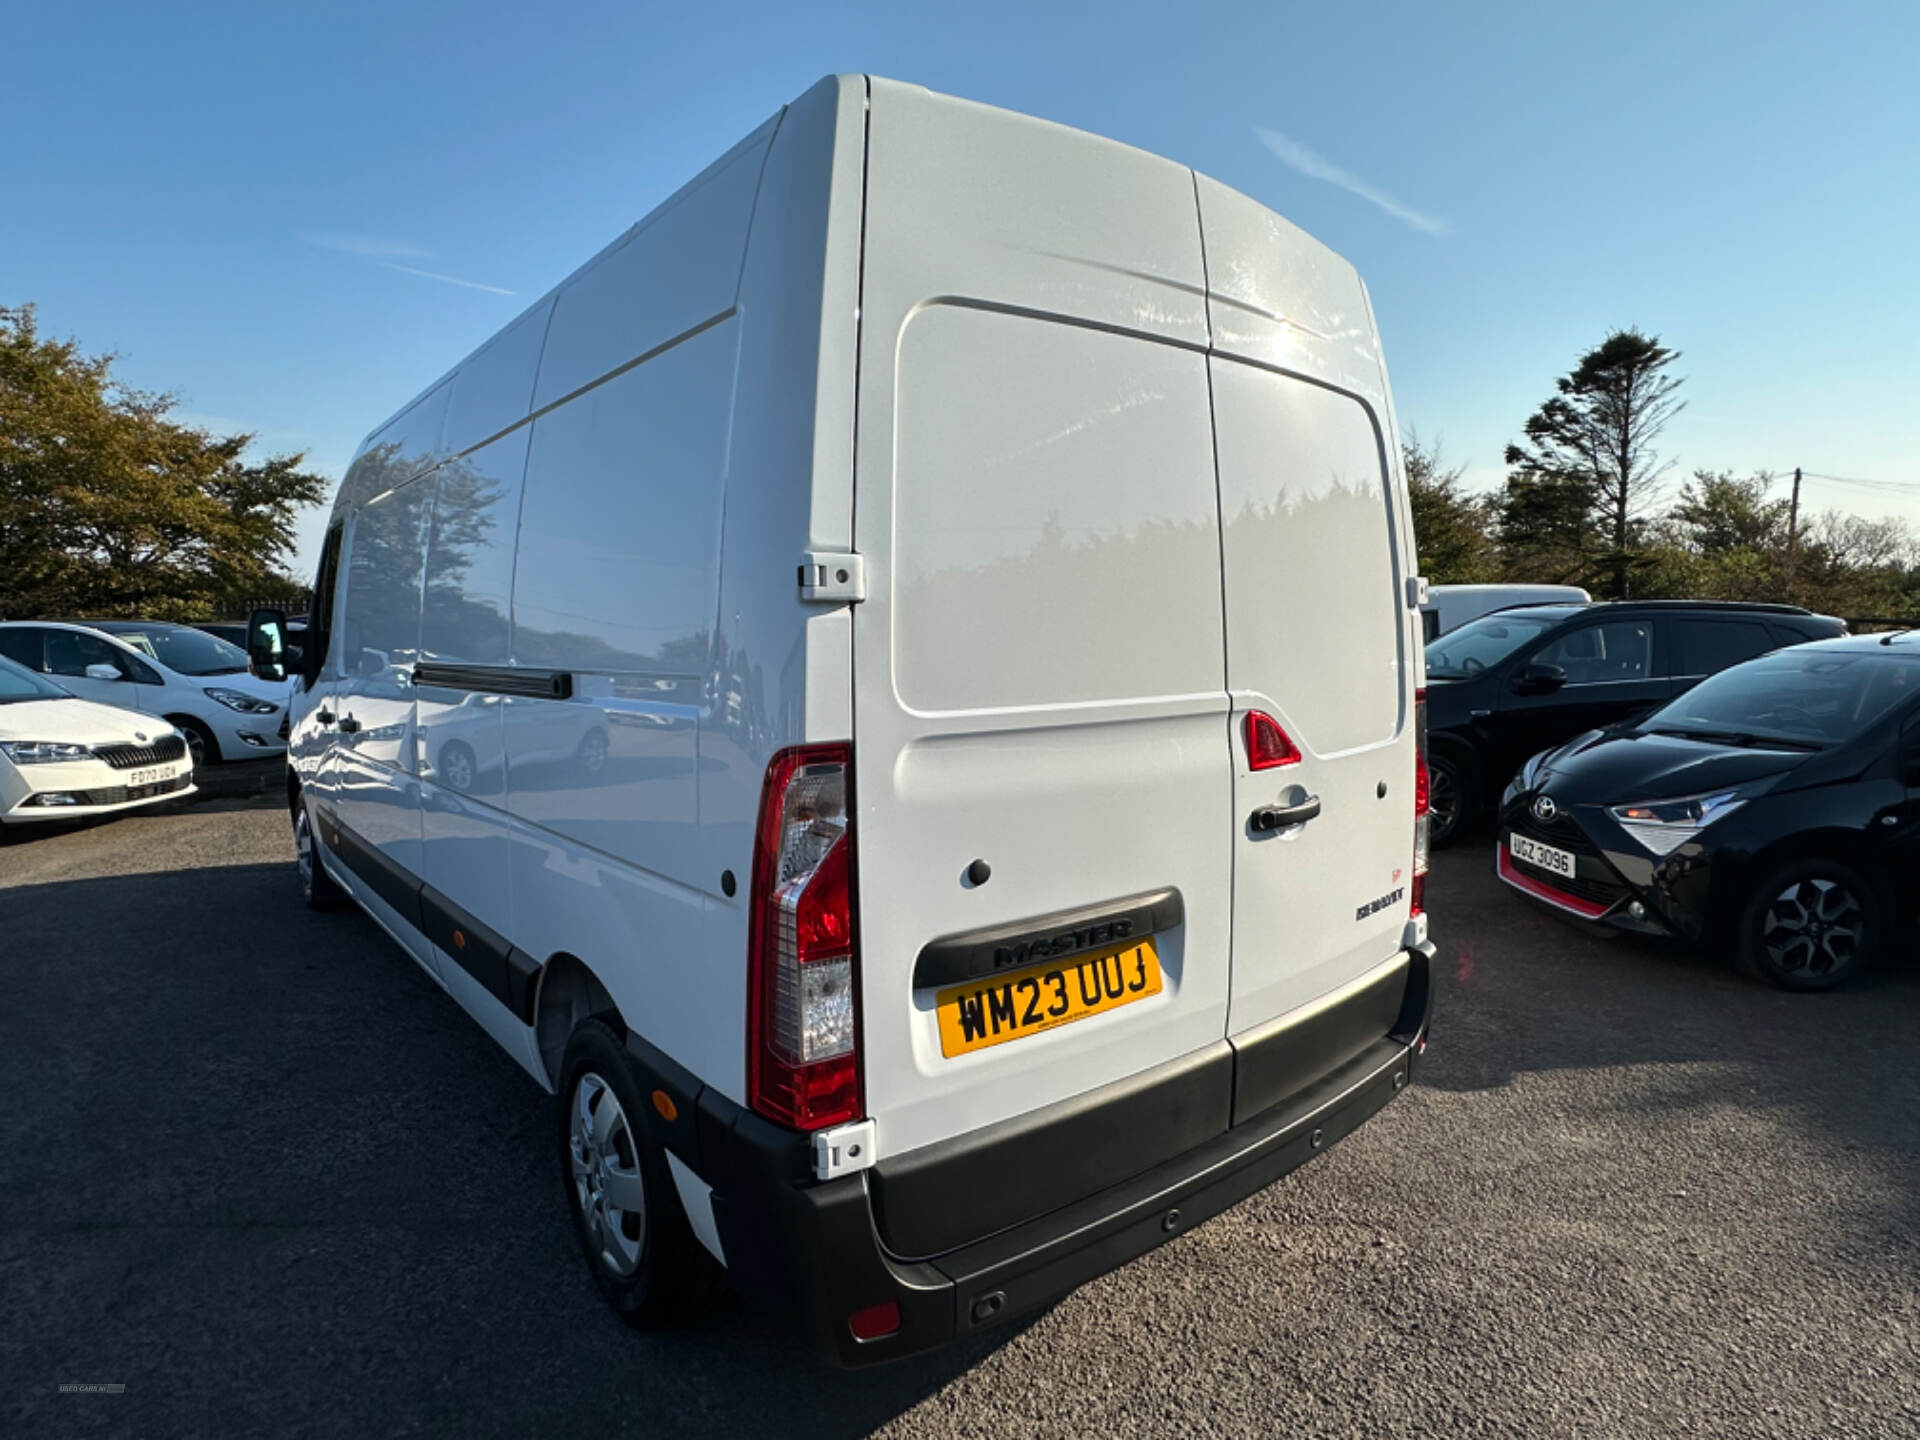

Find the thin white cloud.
[
  {"left": 377, "top": 261, "right": 516, "bottom": 296},
  {"left": 1254, "top": 127, "right": 1450, "bottom": 236},
  {"left": 307, "top": 233, "right": 435, "bottom": 260},
  {"left": 306, "top": 234, "right": 514, "bottom": 296}
]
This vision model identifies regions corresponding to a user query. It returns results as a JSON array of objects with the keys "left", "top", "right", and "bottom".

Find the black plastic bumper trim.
[
  {"left": 624, "top": 948, "right": 1432, "bottom": 1368},
  {"left": 1228, "top": 956, "right": 1411, "bottom": 1126},
  {"left": 911, "top": 887, "right": 1184, "bottom": 990},
  {"left": 870, "top": 1040, "right": 1233, "bottom": 1259}
]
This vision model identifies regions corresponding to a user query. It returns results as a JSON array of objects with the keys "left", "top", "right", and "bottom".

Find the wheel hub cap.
[{"left": 569, "top": 1072, "right": 645, "bottom": 1277}]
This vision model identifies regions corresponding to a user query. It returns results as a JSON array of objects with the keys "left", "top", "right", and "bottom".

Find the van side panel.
[
  {"left": 529, "top": 118, "right": 777, "bottom": 411},
  {"left": 497, "top": 156, "right": 767, "bottom": 1095},
  {"left": 504, "top": 318, "right": 737, "bottom": 885},
  {"left": 695, "top": 75, "right": 868, "bottom": 1102}
]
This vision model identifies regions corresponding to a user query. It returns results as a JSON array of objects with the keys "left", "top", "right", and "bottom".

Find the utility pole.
[
  {"left": 1786, "top": 466, "right": 1802, "bottom": 605},
  {"left": 1787, "top": 466, "right": 1802, "bottom": 560}
]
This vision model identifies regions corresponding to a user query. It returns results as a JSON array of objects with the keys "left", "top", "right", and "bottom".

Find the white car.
[
  {"left": 0, "top": 655, "right": 196, "bottom": 823},
  {"left": 0, "top": 620, "right": 292, "bottom": 767}
]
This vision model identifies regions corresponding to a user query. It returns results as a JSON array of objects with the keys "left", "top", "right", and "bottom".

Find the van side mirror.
[
  {"left": 248, "top": 608, "right": 289, "bottom": 683},
  {"left": 1512, "top": 661, "right": 1567, "bottom": 696},
  {"left": 84, "top": 662, "right": 123, "bottom": 682}
]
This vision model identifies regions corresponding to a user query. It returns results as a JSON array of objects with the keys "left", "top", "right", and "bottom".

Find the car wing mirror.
[
  {"left": 247, "top": 607, "right": 289, "bottom": 683},
  {"left": 84, "top": 662, "right": 122, "bottom": 682},
  {"left": 1513, "top": 661, "right": 1567, "bottom": 696}
]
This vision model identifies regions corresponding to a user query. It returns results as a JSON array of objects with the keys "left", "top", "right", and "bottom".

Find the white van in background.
[
  {"left": 250, "top": 75, "right": 1434, "bottom": 1364},
  {"left": 1421, "top": 583, "right": 1592, "bottom": 640}
]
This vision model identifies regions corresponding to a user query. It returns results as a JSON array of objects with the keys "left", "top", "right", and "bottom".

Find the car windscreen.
[
  {"left": 1640, "top": 650, "right": 1920, "bottom": 748},
  {"left": 106, "top": 624, "right": 249, "bottom": 676},
  {"left": 0, "top": 654, "right": 71, "bottom": 702},
  {"left": 1424, "top": 612, "right": 1563, "bottom": 679}
]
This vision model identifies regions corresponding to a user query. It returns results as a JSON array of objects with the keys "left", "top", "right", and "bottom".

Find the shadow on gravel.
[
  {"left": 1, "top": 860, "right": 1009, "bottom": 1439},
  {"left": 1420, "top": 841, "right": 1920, "bottom": 1240}
]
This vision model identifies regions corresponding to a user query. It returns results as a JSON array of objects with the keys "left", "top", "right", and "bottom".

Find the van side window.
[
  {"left": 1533, "top": 622, "right": 1651, "bottom": 684},
  {"left": 340, "top": 483, "right": 432, "bottom": 679}
]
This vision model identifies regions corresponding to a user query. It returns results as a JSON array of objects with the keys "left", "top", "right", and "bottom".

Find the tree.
[
  {"left": 0, "top": 304, "right": 328, "bottom": 620},
  {"left": 1501, "top": 329, "right": 1684, "bottom": 599},
  {"left": 1667, "top": 470, "right": 1790, "bottom": 556},
  {"left": 1403, "top": 432, "right": 1498, "bottom": 583}
]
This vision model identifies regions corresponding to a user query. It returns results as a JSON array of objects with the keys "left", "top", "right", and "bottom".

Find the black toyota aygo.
[{"left": 1496, "top": 634, "right": 1920, "bottom": 990}]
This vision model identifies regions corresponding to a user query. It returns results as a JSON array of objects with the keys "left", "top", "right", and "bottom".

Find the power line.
[{"left": 1799, "top": 470, "right": 1920, "bottom": 494}]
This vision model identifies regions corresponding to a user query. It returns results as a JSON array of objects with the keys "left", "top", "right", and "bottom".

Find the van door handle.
[
  {"left": 1250, "top": 796, "right": 1321, "bottom": 832},
  {"left": 337, "top": 715, "right": 361, "bottom": 735}
]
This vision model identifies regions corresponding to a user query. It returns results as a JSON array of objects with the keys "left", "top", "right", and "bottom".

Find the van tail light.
[
  {"left": 1245, "top": 711, "right": 1301, "bottom": 769},
  {"left": 747, "top": 744, "right": 861, "bottom": 1131},
  {"left": 1412, "top": 688, "right": 1430, "bottom": 916}
]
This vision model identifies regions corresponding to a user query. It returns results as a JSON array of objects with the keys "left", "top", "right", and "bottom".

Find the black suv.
[{"left": 1424, "top": 600, "right": 1845, "bottom": 844}]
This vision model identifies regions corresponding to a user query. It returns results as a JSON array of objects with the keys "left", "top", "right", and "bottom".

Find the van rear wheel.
[{"left": 557, "top": 1018, "right": 723, "bottom": 1328}]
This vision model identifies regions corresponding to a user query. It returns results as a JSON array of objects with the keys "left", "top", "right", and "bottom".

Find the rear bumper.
[{"left": 629, "top": 947, "right": 1432, "bottom": 1366}]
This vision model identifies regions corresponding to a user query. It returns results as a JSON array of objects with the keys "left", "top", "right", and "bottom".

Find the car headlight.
[
  {"left": 1609, "top": 789, "right": 1748, "bottom": 857},
  {"left": 0, "top": 740, "right": 93, "bottom": 764},
  {"left": 204, "top": 688, "right": 280, "bottom": 714}
]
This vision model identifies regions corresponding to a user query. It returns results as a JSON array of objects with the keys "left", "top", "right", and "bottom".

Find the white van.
[
  {"left": 1421, "top": 583, "right": 1591, "bottom": 641},
  {"left": 251, "top": 75, "right": 1434, "bottom": 1364}
]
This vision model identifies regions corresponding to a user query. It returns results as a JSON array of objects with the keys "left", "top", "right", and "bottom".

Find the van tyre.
[
  {"left": 1736, "top": 856, "right": 1881, "bottom": 992},
  {"left": 557, "top": 1018, "right": 723, "bottom": 1328},
  {"left": 1427, "top": 752, "right": 1472, "bottom": 848},
  {"left": 293, "top": 801, "right": 344, "bottom": 910}
]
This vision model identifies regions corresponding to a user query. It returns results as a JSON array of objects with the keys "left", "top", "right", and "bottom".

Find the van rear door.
[
  {"left": 850, "top": 83, "right": 1233, "bottom": 1182},
  {"left": 1196, "top": 177, "right": 1418, "bottom": 1117}
]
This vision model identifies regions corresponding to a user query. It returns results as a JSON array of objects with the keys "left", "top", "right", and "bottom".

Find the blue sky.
[{"left": 4, "top": 0, "right": 1917, "bottom": 573}]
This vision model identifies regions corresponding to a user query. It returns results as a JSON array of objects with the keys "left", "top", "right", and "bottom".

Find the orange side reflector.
[
  {"left": 651, "top": 1090, "right": 678, "bottom": 1123},
  {"left": 452, "top": 930, "right": 466, "bottom": 950}
]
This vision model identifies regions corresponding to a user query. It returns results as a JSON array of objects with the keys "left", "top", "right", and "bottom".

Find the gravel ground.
[{"left": 2, "top": 786, "right": 1916, "bottom": 1439}]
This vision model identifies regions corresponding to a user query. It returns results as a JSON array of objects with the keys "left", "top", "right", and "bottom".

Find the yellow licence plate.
[{"left": 936, "top": 939, "right": 1162, "bottom": 1058}]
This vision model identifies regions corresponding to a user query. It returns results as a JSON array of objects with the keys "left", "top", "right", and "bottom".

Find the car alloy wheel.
[
  {"left": 441, "top": 744, "right": 475, "bottom": 792},
  {"left": 569, "top": 1071, "right": 647, "bottom": 1278},
  {"left": 1427, "top": 754, "right": 1468, "bottom": 846},
  {"left": 1761, "top": 876, "right": 1865, "bottom": 982}
]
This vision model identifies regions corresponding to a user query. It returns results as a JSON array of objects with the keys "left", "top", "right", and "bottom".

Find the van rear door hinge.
[
  {"left": 798, "top": 551, "right": 866, "bottom": 604},
  {"left": 1405, "top": 575, "right": 1430, "bottom": 609}
]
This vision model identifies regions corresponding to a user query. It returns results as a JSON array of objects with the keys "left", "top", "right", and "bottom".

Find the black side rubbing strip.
[
  {"left": 912, "top": 889, "right": 1184, "bottom": 990},
  {"left": 413, "top": 662, "right": 573, "bottom": 700},
  {"left": 319, "top": 808, "right": 425, "bottom": 932}
]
